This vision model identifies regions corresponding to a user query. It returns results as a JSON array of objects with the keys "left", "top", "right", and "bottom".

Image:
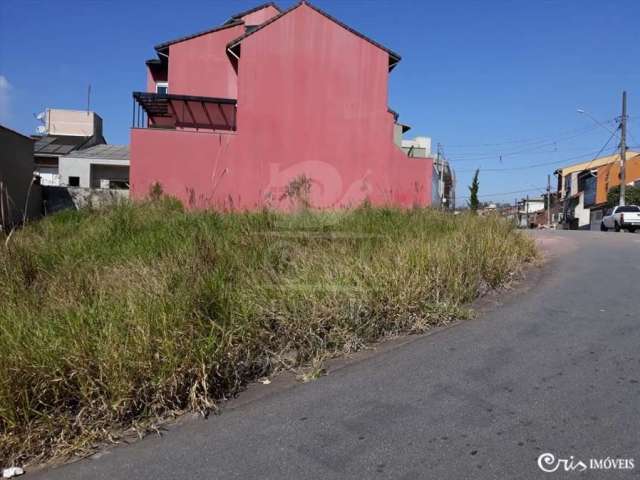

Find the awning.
[{"left": 132, "top": 92, "right": 237, "bottom": 131}]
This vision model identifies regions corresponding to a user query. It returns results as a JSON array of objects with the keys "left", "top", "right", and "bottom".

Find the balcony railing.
[{"left": 132, "top": 92, "right": 237, "bottom": 131}]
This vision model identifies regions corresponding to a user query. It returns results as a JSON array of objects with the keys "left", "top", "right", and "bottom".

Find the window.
[
  {"left": 68, "top": 176, "right": 80, "bottom": 187},
  {"left": 615, "top": 206, "right": 640, "bottom": 213},
  {"left": 156, "top": 82, "right": 168, "bottom": 95},
  {"left": 109, "top": 180, "right": 129, "bottom": 190},
  {"left": 582, "top": 175, "right": 596, "bottom": 207},
  {"left": 90, "top": 165, "right": 129, "bottom": 189}
]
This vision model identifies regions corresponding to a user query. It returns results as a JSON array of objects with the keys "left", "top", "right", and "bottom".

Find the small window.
[
  {"left": 109, "top": 180, "right": 129, "bottom": 190},
  {"left": 156, "top": 82, "right": 168, "bottom": 95},
  {"left": 68, "top": 176, "right": 80, "bottom": 187}
]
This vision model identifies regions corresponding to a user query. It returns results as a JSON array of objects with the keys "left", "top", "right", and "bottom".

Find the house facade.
[
  {"left": 58, "top": 144, "right": 129, "bottom": 190},
  {"left": 516, "top": 197, "right": 546, "bottom": 228},
  {"left": 33, "top": 109, "right": 106, "bottom": 186},
  {"left": 130, "top": 1, "right": 433, "bottom": 210},
  {"left": 555, "top": 151, "right": 640, "bottom": 229}
]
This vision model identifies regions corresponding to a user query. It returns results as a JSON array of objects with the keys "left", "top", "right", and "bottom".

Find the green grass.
[{"left": 0, "top": 199, "right": 536, "bottom": 465}]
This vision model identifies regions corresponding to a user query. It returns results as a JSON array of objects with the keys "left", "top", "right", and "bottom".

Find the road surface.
[{"left": 33, "top": 230, "right": 640, "bottom": 479}]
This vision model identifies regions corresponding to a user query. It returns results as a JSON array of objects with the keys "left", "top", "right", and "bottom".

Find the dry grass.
[{"left": 0, "top": 199, "right": 536, "bottom": 465}]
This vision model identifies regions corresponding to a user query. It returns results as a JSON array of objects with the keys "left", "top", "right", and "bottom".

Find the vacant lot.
[{"left": 0, "top": 200, "right": 535, "bottom": 465}]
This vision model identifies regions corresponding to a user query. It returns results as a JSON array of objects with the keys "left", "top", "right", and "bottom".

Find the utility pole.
[
  {"left": 526, "top": 195, "right": 530, "bottom": 228},
  {"left": 619, "top": 91, "right": 628, "bottom": 206},
  {"left": 436, "top": 143, "right": 442, "bottom": 209},
  {"left": 451, "top": 166, "right": 456, "bottom": 211},
  {"left": 547, "top": 174, "right": 552, "bottom": 227}
]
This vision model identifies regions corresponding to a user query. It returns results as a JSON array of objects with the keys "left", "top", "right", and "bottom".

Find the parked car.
[{"left": 601, "top": 205, "right": 640, "bottom": 232}]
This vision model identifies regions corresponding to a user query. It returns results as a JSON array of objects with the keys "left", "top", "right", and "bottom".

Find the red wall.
[
  {"left": 240, "top": 5, "right": 280, "bottom": 26},
  {"left": 131, "top": 4, "right": 431, "bottom": 210},
  {"left": 167, "top": 24, "right": 244, "bottom": 99}
]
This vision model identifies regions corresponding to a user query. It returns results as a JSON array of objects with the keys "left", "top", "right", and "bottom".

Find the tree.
[
  {"left": 468, "top": 169, "right": 480, "bottom": 212},
  {"left": 607, "top": 185, "right": 640, "bottom": 207}
]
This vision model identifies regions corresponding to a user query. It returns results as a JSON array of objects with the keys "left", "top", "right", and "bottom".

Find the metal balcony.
[{"left": 132, "top": 92, "right": 237, "bottom": 131}]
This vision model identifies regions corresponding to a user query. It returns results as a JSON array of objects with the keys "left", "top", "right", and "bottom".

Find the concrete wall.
[
  {"left": 131, "top": 4, "right": 431, "bottom": 210},
  {"left": 58, "top": 156, "right": 129, "bottom": 188},
  {"left": 43, "top": 186, "right": 128, "bottom": 214},
  {"left": 0, "top": 126, "right": 41, "bottom": 226},
  {"left": 45, "top": 109, "right": 102, "bottom": 137},
  {"left": 570, "top": 172, "right": 578, "bottom": 196},
  {"left": 525, "top": 200, "right": 545, "bottom": 213},
  {"left": 393, "top": 123, "right": 403, "bottom": 147},
  {"left": 38, "top": 170, "right": 60, "bottom": 186},
  {"left": 402, "top": 137, "right": 431, "bottom": 157},
  {"left": 573, "top": 192, "right": 592, "bottom": 229}
]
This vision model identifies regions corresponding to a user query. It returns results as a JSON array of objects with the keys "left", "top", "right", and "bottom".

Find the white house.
[
  {"left": 58, "top": 144, "right": 129, "bottom": 190},
  {"left": 33, "top": 109, "right": 106, "bottom": 186},
  {"left": 518, "top": 197, "right": 545, "bottom": 228}
]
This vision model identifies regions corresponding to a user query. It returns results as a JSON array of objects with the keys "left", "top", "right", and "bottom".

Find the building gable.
[{"left": 227, "top": 1, "right": 401, "bottom": 71}]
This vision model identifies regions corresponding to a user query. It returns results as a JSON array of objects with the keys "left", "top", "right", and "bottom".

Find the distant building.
[
  {"left": 58, "top": 144, "right": 130, "bottom": 190},
  {"left": 478, "top": 203, "right": 497, "bottom": 216},
  {"left": 0, "top": 124, "right": 41, "bottom": 228},
  {"left": 33, "top": 109, "right": 106, "bottom": 186},
  {"left": 554, "top": 151, "right": 640, "bottom": 229},
  {"left": 401, "top": 136, "right": 455, "bottom": 208},
  {"left": 498, "top": 204, "right": 518, "bottom": 222},
  {"left": 517, "top": 197, "right": 545, "bottom": 228},
  {"left": 401, "top": 136, "right": 431, "bottom": 158}
]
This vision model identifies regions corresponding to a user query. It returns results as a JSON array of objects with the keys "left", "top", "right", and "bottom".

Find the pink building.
[{"left": 131, "top": 1, "right": 433, "bottom": 210}]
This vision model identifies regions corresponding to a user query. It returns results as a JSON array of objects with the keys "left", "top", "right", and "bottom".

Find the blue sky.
[{"left": 1, "top": 0, "right": 639, "bottom": 204}]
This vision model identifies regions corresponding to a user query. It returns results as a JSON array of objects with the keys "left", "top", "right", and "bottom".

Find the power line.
[
  {"left": 453, "top": 147, "right": 620, "bottom": 173},
  {"left": 627, "top": 129, "right": 640, "bottom": 146},
  {"left": 458, "top": 186, "right": 547, "bottom": 200},
  {"left": 443, "top": 121, "right": 615, "bottom": 151},
  {"left": 579, "top": 125, "right": 619, "bottom": 173},
  {"left": 443, "top": 121, "right": 617, "bottom": 164}
]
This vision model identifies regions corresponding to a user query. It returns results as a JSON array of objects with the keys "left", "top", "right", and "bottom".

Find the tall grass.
[{"left": 0, "top": 200, "right": 536, "bottom": 464}]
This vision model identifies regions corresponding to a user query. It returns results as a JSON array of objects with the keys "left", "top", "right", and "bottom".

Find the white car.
[{"left": 601, "top": 205, "right": 640, "bottom": 232}]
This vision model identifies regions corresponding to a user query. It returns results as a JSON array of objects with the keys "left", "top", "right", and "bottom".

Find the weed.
[{"left": 0, "top": 200, "right": 536, "bottom": 464}]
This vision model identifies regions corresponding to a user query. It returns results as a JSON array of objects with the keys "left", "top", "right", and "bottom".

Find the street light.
[{"left": 576, "top": 108, "right": 616, "bottom": 134}]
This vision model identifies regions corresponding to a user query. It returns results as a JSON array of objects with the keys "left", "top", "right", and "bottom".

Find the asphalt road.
[{"left": 32, "top": 230, "right": 640, "bottom": 479}]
